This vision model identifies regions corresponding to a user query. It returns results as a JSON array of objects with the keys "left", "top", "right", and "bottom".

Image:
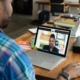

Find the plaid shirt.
[{"left": 0, "top": 30, "right": 36, "bottom": 80}]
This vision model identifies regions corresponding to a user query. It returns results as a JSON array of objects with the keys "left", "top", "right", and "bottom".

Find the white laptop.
[{"left": 27, "top": 25, "right": 71, "bottom": 70}]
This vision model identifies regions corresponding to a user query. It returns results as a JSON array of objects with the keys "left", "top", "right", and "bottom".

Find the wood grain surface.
[{"left": 15, "top": 16, "right": 80, "bottom": 80}]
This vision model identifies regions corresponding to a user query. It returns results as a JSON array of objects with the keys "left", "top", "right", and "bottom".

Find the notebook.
[{"left": 27, "top": 25, "right": 71, "bottom": 70}]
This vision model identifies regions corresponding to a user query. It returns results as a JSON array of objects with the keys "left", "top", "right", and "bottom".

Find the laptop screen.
[{"left": 35, "top": 26, "right": 70, "bottom": 57}]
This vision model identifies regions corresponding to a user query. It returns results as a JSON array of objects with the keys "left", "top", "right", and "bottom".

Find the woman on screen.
[{"left": 43, "top": 34, "right": 59, "bottom": 54}]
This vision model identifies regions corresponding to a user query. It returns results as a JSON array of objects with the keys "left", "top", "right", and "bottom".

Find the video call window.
[{"left": 36, "top": 28, "right": 68, "bottom": 55}]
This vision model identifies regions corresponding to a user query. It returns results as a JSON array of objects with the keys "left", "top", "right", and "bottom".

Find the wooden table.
[
  {"left": 36, "top": 1, "right": 80, "bottom": 10},
  {"left": 15, "top": 16, "right": 80, "bottom": 80}
]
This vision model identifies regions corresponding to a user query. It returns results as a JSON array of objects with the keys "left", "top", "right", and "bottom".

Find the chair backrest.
[
  {"left": 49, "top": 0, "right": 65, "bottom": 13},
  {"left": 50, "top": 5, "right": 64, "bottom": 13},
  {"left": 50, "top": 0, "right": 64, "bottom": 3}
]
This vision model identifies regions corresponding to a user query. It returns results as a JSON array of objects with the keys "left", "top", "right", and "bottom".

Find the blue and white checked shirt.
[{"left": 0, "top": 30, "right": 36, "bottom": 80}]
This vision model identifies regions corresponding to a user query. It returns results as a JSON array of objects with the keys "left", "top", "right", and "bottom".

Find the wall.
[
  {"left": 32, "top": 0, "right": 38, "bottom": 20},
  {"left": 32, "top": 0, "right": 79, "bottom": 20},
  {"left": 32, "top": 0, "right": 49, "bottom": 20},
  {"left": 65, "top": 0, "right": 79, "bottom": 3}
]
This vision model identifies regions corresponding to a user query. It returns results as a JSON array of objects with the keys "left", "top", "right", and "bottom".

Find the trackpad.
[{"left": 39, "top": 61, "right": 54, "bottom": 70}]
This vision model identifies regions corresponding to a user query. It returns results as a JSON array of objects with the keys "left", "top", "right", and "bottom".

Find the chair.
[{"left": 49, "top": 0, "right": 70, "bottom": 15}]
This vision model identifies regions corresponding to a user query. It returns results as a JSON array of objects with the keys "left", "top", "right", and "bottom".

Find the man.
[
  {"left": 0, "top": 0, "right": 80, "bottom": 80},
  {"left": 0, "top": 0, "right": 35, "bottom": 80},
  {"left": 43, "top": 34, "right": 59, "bottom": 54}
]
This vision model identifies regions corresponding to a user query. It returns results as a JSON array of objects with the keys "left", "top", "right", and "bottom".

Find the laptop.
[{"left": 27, "top": 25, "right": 71, "bottom": 70}]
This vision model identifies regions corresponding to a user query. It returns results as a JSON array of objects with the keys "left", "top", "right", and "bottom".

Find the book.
[
  {"left": 16, "top": 40, "right": 31, "bottom": 50},
  {"left": 54, "top": 21, "right": 76, "bottom": 28},
  {"left": 54, "top": 18, "right": 78, "bottom": 38}
]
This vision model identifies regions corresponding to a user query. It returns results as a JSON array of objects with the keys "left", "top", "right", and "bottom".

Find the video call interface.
[{"left": 36, "top": 26, "right": 69, "bottom": 55}]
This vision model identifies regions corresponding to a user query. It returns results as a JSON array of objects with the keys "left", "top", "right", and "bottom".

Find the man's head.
[
  {"left": 49, "top": 34, "right": 55, "bottom": 48},
  {"left": 0, "top": 0, "right": 13, "bottom": 28}
]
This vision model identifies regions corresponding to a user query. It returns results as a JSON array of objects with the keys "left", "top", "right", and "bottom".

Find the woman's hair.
[{"left": 50, "top": 34, "right": 55, "bottom": 39}]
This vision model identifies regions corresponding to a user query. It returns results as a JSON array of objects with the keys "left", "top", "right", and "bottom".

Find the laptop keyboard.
[{"left": 27, "top": 50, "right": 63, "bottom": 64}]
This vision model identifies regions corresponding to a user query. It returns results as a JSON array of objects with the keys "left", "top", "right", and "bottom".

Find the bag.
[{"left": 38, "top": 10, "right": 50, "bottom": 24}]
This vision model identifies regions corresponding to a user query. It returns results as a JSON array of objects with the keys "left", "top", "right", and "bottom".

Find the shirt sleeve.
[
  {"left": 3, "top": 63, "right": 16, "bottom": 80},
  {"left": 0, "top": 32, "right": 36, "bottom": 80},
  {"left": 0, "top": 63, "right": 10, "bottom": 80},
  {"left": 0, "top": 72, "right": 4, "bottom": 80}
]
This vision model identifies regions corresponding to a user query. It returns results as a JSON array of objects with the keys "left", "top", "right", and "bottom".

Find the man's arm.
[
  {"left": 56, "top": 62, "right": 80, "bottom": 80},
  {"left": 36, "top": 62, "right": 80, "bottom": 80},
  {"left": 56, "top": 75, "right": 66, "bottom": 80}
]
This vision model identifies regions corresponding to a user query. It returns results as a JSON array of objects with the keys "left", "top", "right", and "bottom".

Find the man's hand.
[{"left": 63, "top": 62, "right": 80, "bottom": 79}]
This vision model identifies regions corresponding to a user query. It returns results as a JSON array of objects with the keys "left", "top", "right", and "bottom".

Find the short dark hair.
[
  {"left": 50, "top": 34, "right": 55, "bottom": 39},
  {"left": 0, "top": 0, "right": 5, "bottom": 2},
  {"left": 0, "top": 0, "right": 3, "bottom": 1}
]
